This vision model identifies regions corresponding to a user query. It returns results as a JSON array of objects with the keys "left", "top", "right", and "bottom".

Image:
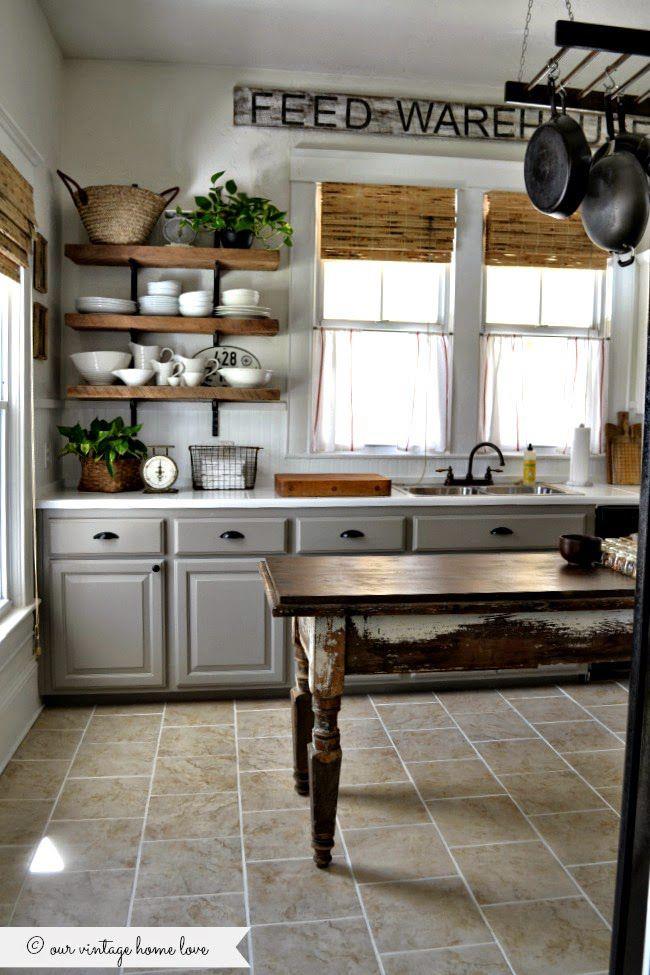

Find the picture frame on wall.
[
  {"left": 33, "top": 233, "right": 48, "bottom": 294},
  {"left": 33, "top": 301, "right": 48, "bottom": 360}
]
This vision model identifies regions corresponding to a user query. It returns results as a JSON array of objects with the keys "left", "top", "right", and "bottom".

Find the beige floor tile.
[
  {"left": 0, "top": 799, "right": 53, "bottom": 843},
  {"left": 85, "top": 714, "right": 161, "bottom": 742},
  {"left": 344, "top": 823, "right": 455, "bottom": 884},
  {"left": 408, "top": 759, "right": 505, "bottom": 800},
  {"left": 536, "top": 720, "right": 622, "bottom": 753},
  {"left": 437, "top": 690, "right": 509, "bottom": 714},
  {"left": 248, "top": 857, "right": 361, "bottom": 924},
  {"left": 393, "top": 729, "right": 475, "bottom": 763},
  {"left": 502, "top": 686, "right": 563, "bottom": 700},
  {"left": 531, "top": 809, "right": 621, "bottom": 865},
  {"left": 244, "top": 807, "right": 332, "bottom": 861},
  {"left": 0, "top": 760, "right": 69, "bottom": 800},
  {"left": 598, "top": 785, "right": 622, "bottom": 812},
  {"left": 373, "top": 702, "right": 453, "bottom": 731},
  {"left": 382, "top": 943, "right": 510, "bottom": 975},
  {"left": 253, "top": 916, "right": 379, "bottom": 975},
  {"left": 475, "top": 738, "right": 566, "bottom": 775},
  {"left": 236, "top": 697, "right": 290, "bottom": 711},
  {"left": 428, "top": 795, "right": 534, "bottom": 847},
  {"left": 52, "top": 775, "right": 149, "bottom": 820},
  {"left": 131, "top": 891, "right": 245, "bottom": 926},
  {"left": 454, "top": 840, "right": 578, "bottom": 904},
  {"left": 569, "top": 862, "right": 617, "bottom": 920},
  {"left": 152, "top": 755, "right": 238, "bottom": 795},
  {"left": 509, "top": 696, "right": 587, "bottom": 723},
  {"left": 371, "top": 692, "right": 437, "bottom": 706},
  {"left": 13, "top": 869, "right": 134, "bottom": 925},
  {"left": 32, "top": 707, "right": 94, "bottom": 731},
  {"left": 587, "top": 704, "right": 629, "bottom": 734},
  {"left": 361, "top": 876, "right": 490, "bottom": 952},
  {"left": 454, "top": 711, "right": 534, "bottom": 742},
  {"left": 237, "top": 735, "right": 293, "bottom": 773},
  {"left": 499, "top": 770, "right": 606, "bottom": 815},
  {"left": 339, "top": 695, "right": 377, "bottom": 718},
  {"left": 145, "top": 791, "right": 240, "bottom": 840},
  {"left": 565, "top": 748, "right": 625, "bottom": 790},
  {"left": 158, "top": 725, "right": 235, "bottom": 758},
  {"left": 136, "top": 836, "right": 242, "bottom": 898},
  {"left": 164, "top": 701, "right": 235, "bottom": 726},
  {"left": 483, "top": 897, "right": 610, "bottom": 975},
  {"left": 340, "top": 747, "right": 407, "bottom": 786},
  {"left": 13, "top": 729, "right": 82, "bottom": 760},
  {"left": 94, "top": 702, "right": 164, "bottom": 714},
  {"left": 0, "top": 845, "right": 34, "bottom": 902},
  {"left": 237, "top": 709, "right": 292, "bottom": 738},
  {"left": 337, "top": 782, "right": 430, "bottom": 829},
  {"left": 339, "top": 718, "right": 390, "bottom": 748},
  {"left": 239, "top": 770, "right": 308, "bottom": 812},
  {"left": 70, "top": 741, "right": 156, "bottom": 778},
  {"left": 561, "top": 681, "right": 628, "bottom": 705},
  {"left": 44, "top": 817, "right": 142, "bottom": 870}
]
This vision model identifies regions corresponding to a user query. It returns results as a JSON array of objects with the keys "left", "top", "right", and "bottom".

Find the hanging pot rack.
[{"left": 504, "top": 20, "right": 650, "bottom": 120}]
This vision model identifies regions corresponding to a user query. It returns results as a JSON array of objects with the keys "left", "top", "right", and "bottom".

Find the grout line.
[
  {"left": 480, "top": 893, "right": 585, "bottom": 908},
  {"left": 233, "top": 694, "right": 255, "bottom": 974},
  {"left": 133, "top": 888, "right": 244, "bottom": 902},
  {"left": 251, "top": 912, "right": 364, "bottom": 930},
  {"left": 565, "top": 858, "right": 618, "bottom": 869},
  {"left": 380, "top": 939, "right": 497, "bottom": 958},
  {"left": 369, "top": 698, "right": 516, "bottom": 975},
  {"left": 357, "top": 873, "right": 459, "bottom": 888},
  {"left": 528, "top": 806, "right": 615, "bottom": 818}
]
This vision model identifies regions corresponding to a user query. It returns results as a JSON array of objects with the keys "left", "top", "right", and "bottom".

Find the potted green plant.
[
  {"left": 179, "top": 171, "right": 293, "bottom": 249},
  {"left": 58, "top": 417, "right": 148, "bottom": 493}
]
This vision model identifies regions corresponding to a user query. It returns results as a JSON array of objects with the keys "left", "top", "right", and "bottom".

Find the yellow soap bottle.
[{"left": 522, "top": 443, "right": 536, "bottom": 485}]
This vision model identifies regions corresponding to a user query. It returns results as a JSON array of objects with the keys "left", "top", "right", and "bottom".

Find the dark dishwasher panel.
[{"left": 595, "top": 504, "right": 639, "bottom": 538}]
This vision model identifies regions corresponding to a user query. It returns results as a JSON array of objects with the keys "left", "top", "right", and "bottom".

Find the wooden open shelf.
[
  {"left": 67, "top": 385, "right": 281, "bottom": 403},
  {"left": 65, "top": 313, "right": 279, "bottom": 336},
  {"left": 65, "top": 244, "right": 280, "bottom": 271}
]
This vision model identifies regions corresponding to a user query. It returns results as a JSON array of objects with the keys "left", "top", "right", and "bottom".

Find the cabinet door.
[
  {"left": 173, "top": 559, "right": 286, "bottom": 687},
  {"left": 49, "top": 559, "right": 165, "bottom": 690}
]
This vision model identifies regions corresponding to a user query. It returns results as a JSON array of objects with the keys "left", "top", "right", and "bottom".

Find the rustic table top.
[{"left": 260, "top": 552, "right": 636, "bottom": 616}]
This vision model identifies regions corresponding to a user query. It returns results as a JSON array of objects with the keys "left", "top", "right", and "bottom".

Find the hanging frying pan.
[{"left": 524, "top": 78, "right": 591, "bottom": 219}]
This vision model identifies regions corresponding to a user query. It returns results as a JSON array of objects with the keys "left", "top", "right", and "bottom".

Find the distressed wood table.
[{"left": 259, "top": 553, "right": 635, "bottom": 867}]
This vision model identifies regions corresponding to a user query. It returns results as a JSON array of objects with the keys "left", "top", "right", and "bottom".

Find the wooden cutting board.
[
  {"left": 275, "top": 473, "right": 392, "bottom": 498},
  {"left": 605, "top": 411, "right": 642, "bottom": 485}
]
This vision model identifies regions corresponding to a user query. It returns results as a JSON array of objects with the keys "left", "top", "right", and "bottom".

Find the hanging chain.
[
  {"left": 517, "top": 0, "right": 576, "bottom": 82},
  {"left": 564, "top": 0, "right": 575, "bottom": 21}
]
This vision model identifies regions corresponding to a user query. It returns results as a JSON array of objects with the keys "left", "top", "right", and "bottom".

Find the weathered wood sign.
[{"left": 234, "top": 85, "right": 650, "bottom": 144}]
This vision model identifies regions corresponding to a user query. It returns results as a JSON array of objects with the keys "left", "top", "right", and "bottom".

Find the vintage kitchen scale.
[{"left": 141, "top": 444, "right": 179, "bottom": 493}]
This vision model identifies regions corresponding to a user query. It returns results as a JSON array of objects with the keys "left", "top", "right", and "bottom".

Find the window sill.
[{"left": 0, "top": 602, "right": 37, "bottom": 647}]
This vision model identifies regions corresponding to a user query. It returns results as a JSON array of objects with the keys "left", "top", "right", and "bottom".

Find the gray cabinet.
[
  {"left": 172, "top": 558, "right": 286, "bottom": 687},
  {"left": 49, "top": 559, "right": 165, "bottom": 690}
]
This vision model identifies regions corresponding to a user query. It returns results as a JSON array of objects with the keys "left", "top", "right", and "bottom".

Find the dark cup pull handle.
[
  {"left": 93, "top": 531, "right": 119, "bottom": 540},
  {"left": 340, "top": 529, "right": 365, "bottom": 539},
  {"left": 490, "top": 526, "right": 514, "bottom": 536},
  {"left": 220, "top": 530, "right": 245, "bottom": 540},
  {"left": 152, "top": 564, "right": 161, "bottom": 573}
]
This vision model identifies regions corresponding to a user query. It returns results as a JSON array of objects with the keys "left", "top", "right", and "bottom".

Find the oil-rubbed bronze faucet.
[{"left": 436, "top": 441, "right": 506, "bottom": 487}]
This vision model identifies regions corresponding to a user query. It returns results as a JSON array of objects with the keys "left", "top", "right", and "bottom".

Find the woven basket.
[
  {"left": 58, "top": 171, "right": 179, "bottom": 245},
  {"left": 78, "top": 457, "right": 143, "bottom": 493}
]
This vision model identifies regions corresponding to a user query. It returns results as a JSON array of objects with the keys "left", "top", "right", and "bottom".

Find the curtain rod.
[{"left": 481, "top": 331, "right": 608, "bottom": 341}]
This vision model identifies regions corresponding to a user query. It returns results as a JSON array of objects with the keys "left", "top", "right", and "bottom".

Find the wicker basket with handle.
[
  {"left": 78, "top": 457, "right": 143, "bottom": 493},
  {"left": 57, "top": 171, "right": 179, "bottom": 245}
]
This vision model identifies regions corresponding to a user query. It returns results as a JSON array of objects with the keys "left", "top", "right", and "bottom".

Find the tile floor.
[{"left": 0, "top": 679, "right": 628, "bottom": 975}]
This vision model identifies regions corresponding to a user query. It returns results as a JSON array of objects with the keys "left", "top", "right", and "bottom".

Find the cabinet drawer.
[
  {"left": 296, "top": 517, "right": 405, "bottom": 554},
  {"left": 413, "top": 512, "right": 588, "bottom": 552},
  {"left": 173, "top": 517, "right": 287, "bottom": 555},
  {"left": 49, "top": 518, "right": 164, "bottom": 556}
]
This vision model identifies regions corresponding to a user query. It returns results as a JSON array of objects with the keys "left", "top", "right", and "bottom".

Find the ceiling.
[{"left": 39, "top": 0, "right": 650, "bottom": 95}]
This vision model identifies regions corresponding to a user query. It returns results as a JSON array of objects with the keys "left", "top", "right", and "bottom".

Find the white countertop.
[{"left": 36, "top": 483, "right": 640, "bottom": 510}]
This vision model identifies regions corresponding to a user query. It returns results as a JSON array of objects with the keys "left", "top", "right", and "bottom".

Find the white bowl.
[
  {"left": 218, "top": 367, "right": 273, "bottom": 388},
  {"left": 112, "top": 368, "right": 155, "bottom": 387},
  {"left": 222, "top": 289, "right": 260, "bottom": 306},
  {"left": 71, "top": 351, "right": 131, "bottom": 385},
  {"left": 148, "top": 280, "right": 182, "bottom": 296},
  {"left": 180, "top": 307, "right": 213, "bottom": 318}
]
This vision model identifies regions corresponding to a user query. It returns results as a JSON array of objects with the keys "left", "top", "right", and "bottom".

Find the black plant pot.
[{"left": 218, "top": 229, "right": 254, "bottom": 249}]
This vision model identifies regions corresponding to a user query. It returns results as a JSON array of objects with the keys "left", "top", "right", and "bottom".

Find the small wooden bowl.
[{"left": 559, "top": 533, "right": 602, "bottom": 567}]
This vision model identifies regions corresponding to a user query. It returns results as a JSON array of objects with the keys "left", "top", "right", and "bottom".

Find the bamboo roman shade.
[
  {"left": 320, "top": 182, "right": 455, "bottom": 263},
  {"left": 0, "top": 150, "right": 36, "bottom": 281},
  {"left": 484, "top": 191, "right": 607, "bottom": 270}
]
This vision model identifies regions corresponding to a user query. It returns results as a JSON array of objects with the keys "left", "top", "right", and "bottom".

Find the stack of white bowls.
[
  {"left": 139, "top": 280, "right": 181, "bottom": 316},
  {"left": 215, "top": 289, "right": 270, "bottom": 318},
  {"left": 179, "top": 290, "right": 213, "bottom": 318}
]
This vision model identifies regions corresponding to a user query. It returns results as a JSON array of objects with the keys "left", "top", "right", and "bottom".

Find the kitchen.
[{"left": 0, "top": 1, "right": 649, "bottom": 973}]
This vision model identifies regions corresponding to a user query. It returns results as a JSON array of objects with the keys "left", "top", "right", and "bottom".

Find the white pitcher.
[
  {"left": 129, "top": 342, "right": 174, "bottom": 369},
  {"left": 151, "top": 360, "right": 184, "bottom": 386}
]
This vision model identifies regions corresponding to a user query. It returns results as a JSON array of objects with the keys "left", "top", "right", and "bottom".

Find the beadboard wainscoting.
[{"left": 0, "top": 611, "right": 40, "bottom": 771}]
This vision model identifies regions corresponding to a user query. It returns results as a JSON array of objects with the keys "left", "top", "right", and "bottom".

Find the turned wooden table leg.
[
  {"left": 309, "top": 692, "right": 342, "bottom": 868},
  {"left": 291, "top": 622, "right": 313, "bottom": 796}
]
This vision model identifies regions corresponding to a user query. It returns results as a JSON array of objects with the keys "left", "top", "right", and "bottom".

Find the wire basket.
[{"left": 189, "top": 445, "right": 262, "bottom": 490}]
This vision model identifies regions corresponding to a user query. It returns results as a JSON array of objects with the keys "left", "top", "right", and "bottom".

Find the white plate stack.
[
  {"left": 216, "top": 288, "right": 270, "bottom": 318},
  {"left": 179, "top": 290, "right": 213, "bottom": 318},
  {"left": 138, "top": 294, "right": 180, "bottom": 316},
  {"left": 76, "top": 297, "right": 137, "bottom": 314}
]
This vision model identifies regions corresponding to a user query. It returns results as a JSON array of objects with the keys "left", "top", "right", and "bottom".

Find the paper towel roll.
[{"left": 568, "top": 424, "right": 592, "bottom": 486}]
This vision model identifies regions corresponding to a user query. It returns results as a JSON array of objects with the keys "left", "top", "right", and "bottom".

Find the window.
[
  {"left": 312, "top": 182, "right": 454, "bottom": 454},
  {"left": 0, "top": 273, "right": 21, "bottom": 614}
]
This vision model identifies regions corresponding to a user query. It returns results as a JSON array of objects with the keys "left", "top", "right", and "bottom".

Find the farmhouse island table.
[{"left": 259, "top": 552, "right": 635, "bottom": 867}]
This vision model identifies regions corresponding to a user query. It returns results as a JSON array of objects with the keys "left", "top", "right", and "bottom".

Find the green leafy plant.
[
  {"left": 58, "top": 417, "right": 147, "bottom": 477},
  {"left": 179, "top": 171, "right": 293, "bottom": 247}
]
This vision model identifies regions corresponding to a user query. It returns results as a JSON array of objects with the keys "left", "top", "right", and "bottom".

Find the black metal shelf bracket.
[
  {"left": 211, "top": 400, "right": 220, "bottom": 436},
  {"left": 130, "top": 399, "right": 138, "bottom": 428},
  {"left": 213, "top": 260, "right": 221, "bottom": 308},
  {"left": 128, "top": 258, "right": 140, "bottom": 342}
]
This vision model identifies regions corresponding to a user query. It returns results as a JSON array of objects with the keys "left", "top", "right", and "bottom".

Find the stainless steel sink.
[
  {"left": 405, "top": 485, "right": 484, "bottom": 496},
  {"left": 403, "top": 482, "right": 575, "bottom": 497},
  {"left": 480, "top": 484, "right": 571, "bottom": 496}
]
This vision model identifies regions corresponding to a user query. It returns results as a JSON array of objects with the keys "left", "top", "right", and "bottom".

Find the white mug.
[
  {"left": 173, "top": 353, "right": 218, "bottom": 373},
  {"left": 181, "top": 370, "right": 205, "bottom": 387},
  {"left": 151, "top": 360, "right": 184, "bottom": 386},
  {"left": 130, "top": 342, "right": 174, "bottom": 368},
  {"left": 167, "top": 375, "right": 181, "bottom": 387}
]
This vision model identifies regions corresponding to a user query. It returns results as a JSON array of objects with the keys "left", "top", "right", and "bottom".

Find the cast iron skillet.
[{"left": 524, "top": 79, "right": 591, "bottom": 219}]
